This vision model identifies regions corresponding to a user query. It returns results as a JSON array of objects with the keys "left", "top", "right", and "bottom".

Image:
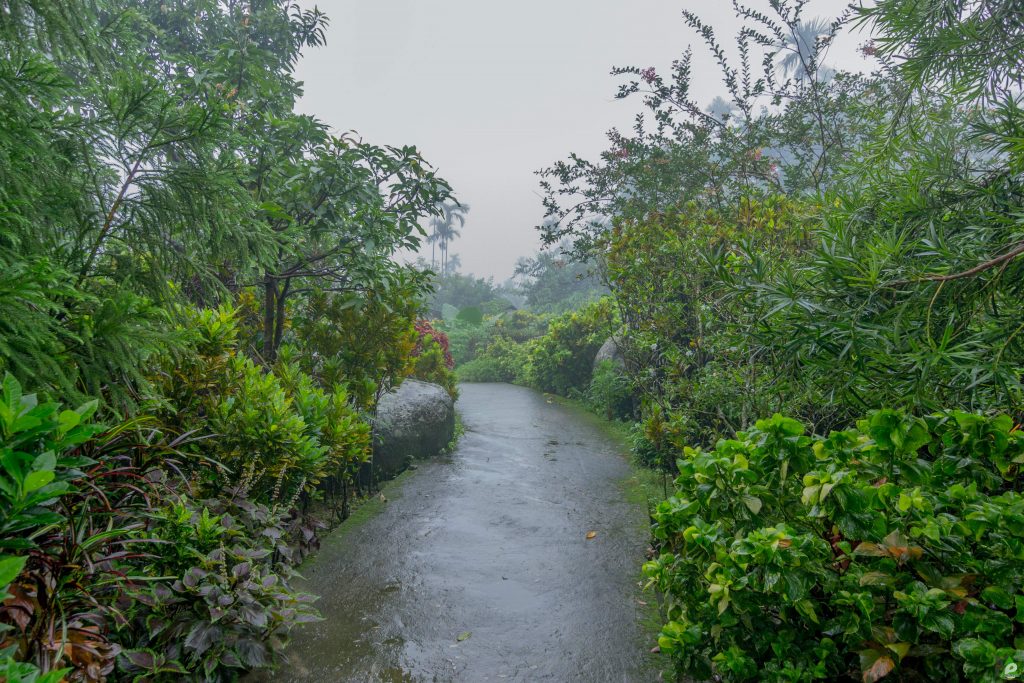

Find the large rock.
[
  {"left": 372, "top": 379, "right": 455, "bottom": 477},
  {"left": 593, "top": 336, "right": 625, "bottom": 371}
]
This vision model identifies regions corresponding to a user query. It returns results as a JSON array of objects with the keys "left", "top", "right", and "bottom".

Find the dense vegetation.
[
  {"left": 0, "top": 1, "right": 455, "bottom": 680},
  {"left": 4, "top": 0, "right": 1024, "bottom": 680},
  {"left": 429, "top": 243, "right": 613, "bottom": 400},
  {"left": 521, "top": 0, "right": 1024, "bottom": 680}
]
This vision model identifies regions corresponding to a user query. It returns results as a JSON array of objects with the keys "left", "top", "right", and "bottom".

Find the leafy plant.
[
  {"left": 117, "top": 495, "right": 321, "bottom": 682},
  {"left": 526, "top": 298, "right": 616, "bottom": 396},
  {"left": 645, "top": 410, "right": 1024, "bottom": 682},
  {"left": 586, "top": 360, "right": 634, "bottom": 420}
]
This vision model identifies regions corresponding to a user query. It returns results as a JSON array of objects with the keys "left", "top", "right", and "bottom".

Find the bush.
[
  {"left": 454, "top": 337, "right": 531, "bottom": 384},
  {"left": 0, "top": 373, "right": 324, "bottom": 681},
  {"left": 438, "top": 318, "right": 497, "bottom": 366},
  {"left": 644, "top": 410, "right": 1024, "bottom": 682},
  {"left": 526, "top": 298, "right": 616, "bottom": 396},
  {"left": 158, "top": 306, "right": 372, "bottom": 507},
  {"left": 586, "top": 360, "right": 634, "bottom": 420},
  {"left": 291, "top": 287, "right": 420, "bottom": 410},
  {"left": 116, "top": 495, "right": 320, "bottom": 681},
  {"left": 454, "top": 356, "right": 507, "bottom": 383}
]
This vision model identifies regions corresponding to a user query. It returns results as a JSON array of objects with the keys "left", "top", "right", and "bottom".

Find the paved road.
[{"left": 267, "top": 383, "right": 655, "bottom": 682}]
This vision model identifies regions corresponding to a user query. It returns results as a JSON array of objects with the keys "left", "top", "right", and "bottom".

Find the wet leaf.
[
  {"left": 586, "top": 531, "right": 597, "bottom": 540},
  {"left": 859, "top": 649, "right": 896, "bottom": 683},
  {"left": 0, "top": 555, "right": 27, "bottom": 589},
  {"left": 457, "top": 631, "right": 471, "bottom": 642}
]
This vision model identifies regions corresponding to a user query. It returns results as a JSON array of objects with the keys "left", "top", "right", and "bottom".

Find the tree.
[
  {"left": 513, "top": 242, "right": 607, "bottom": 314},
  {"left": 427, "top": 201, "right": 469, "bottom": 275},
  {"left": 778, "top": 17, "right": 835, "bottom": 81},
  {"left": 252, "top": 134, "right": 452, "bottom": 363}
]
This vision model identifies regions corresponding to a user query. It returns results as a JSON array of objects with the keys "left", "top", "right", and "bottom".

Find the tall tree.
[{"left": 428, "top": 201, "right": 469, "bottom": 275}]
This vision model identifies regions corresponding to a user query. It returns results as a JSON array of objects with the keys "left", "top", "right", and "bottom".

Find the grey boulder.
[
  {"left": 593, "top": 336, "right": 625, "bottom": 371},
  {"left": 372, "top": 379, "right": 455, "bottom": 477}
]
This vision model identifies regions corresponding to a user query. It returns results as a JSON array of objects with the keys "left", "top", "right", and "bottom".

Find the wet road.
[{"left": 267, "top": 383, "right": 655, "bottom": 682}]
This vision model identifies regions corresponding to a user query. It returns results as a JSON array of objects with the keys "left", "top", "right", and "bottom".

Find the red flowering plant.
[
  {"left": 411, "top": 321, "right": 458, "bottom": 398},
  {"left": 414, "top": 321, "right": 454, "bottom": 369}
]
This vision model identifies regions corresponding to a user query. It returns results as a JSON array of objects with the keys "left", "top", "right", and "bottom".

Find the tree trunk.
[
  {"left": 273, "top": 279, "right": 289, "bottom": 355},
  {"left": 262, "top": 275, "right": 278, "bottom": 364}
]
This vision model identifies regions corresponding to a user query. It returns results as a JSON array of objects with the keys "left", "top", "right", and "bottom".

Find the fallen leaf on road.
[
  {"left": 586, "top": 531, "right": 597, "bottom": 540},
  {"left": 457, "top": 631, "right": 472, "bottom": 642}
]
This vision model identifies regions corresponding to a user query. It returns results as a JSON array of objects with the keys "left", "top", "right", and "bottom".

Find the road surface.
[{"left": 265, "top": 382, "right": 656, "bottom": 682}]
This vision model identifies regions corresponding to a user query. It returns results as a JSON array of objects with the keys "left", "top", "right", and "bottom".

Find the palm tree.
[
  {"left": 428, "top": 201, "right": 469, "bottom": 276},
  {"left": 779, "top": 18, "right": 833, "bottom": 82},
  {"left": 446, "top": 252, "right": 462, "bottom": 273}
]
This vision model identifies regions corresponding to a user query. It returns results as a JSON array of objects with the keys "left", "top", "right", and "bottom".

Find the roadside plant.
[
  {"left": 586, "top": 360, "right": 633, "bottom": 421},
  {"left": 116, "top": 494, "right": 321, "bottom": 682},
  {"left": 526, "top": 298, "right": 616, "bottom": 396},
  {"left": 411, "top": 322, "right": 458, "bottom": 399},
  {"left": 158, "top": 305, "right": 372, "bottom": 506},
  {"left": 644, "top": 410, "right": 1024, "bottom": 682}
]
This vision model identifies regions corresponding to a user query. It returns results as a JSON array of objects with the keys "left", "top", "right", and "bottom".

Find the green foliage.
[
  {"left": 427, "top": 271, "right": 516, "bottom": 318},
  {"left": 586, "top": 360, "right": 634, "bottom": 421},
  {"left": 645, "top": 410, "right": 1024, "bottom": 682},
  {"left": 456, "top": 306, "right": 484, "bottom": 325},
  {"left": 533, "top": 1, "right": 1024, "bottom": 679},
  {"left": 158, "top": 305, "right": 371, "bottom": 506},
  {"left": 411, "top": 338, "right": 459, "bottom": 400},
  {"left": 0, "top": 374, "right": 99, "bottom": 551},
  {"left": 117, "top": 496, "right": 320, "bottom": 682},
  {"left": 455, "top": 337, "right": 532, "bottom": 384},
  {"left": 292, "top": 285, "right": 421, "bottom": 410},
  {"left": 513, "top": 243, "right": 607, "bottom": 314},
  {"left": 440, "top": 318, "right": 500, "bottom": 366},
  {"left": 0, "top": 658, "right": 69, "bottom": 683},
  {"left": 454, "top": 356, "right": 508, "bottom": 383},
  {"left": 0, "top": 0, "right": 449, "bottom": 680},
  {"left": 0, "top": 371, "right": 333, "bottom": 681},
  {"left": 526, "top": 298, "right": 616, "bottom": 396}
]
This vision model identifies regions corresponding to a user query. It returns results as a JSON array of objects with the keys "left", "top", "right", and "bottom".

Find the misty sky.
[{"left": 295, "top": 0, "right": 867, "bottom": 281}]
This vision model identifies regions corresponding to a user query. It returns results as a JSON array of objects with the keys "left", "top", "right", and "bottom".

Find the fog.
[{"left": 295, "top": 0, "right": 866, "bottom": 280}]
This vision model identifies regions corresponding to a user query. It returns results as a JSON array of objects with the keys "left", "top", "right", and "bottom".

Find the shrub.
[
  {"left": 116, "top": 495, "right": 320, "bottom": 682},
  {"left": 454, "top": 337, "right": 532, "bottom": 385},
  {"left": 586, "top": 360, "right": 634, "bottom": 420},
  {"left": 454, "top": 356, "right": 507, "bottom": 383},
  {"left": 0, "top": 373, "right": 318, "bottom": 681},
  {"left": 414, "top": 321, "right": 454, "bottom": 369},
  {"left": 438, "top": 318, "right": 496, "bottom": 365},
  {"left": 526, "top": 298, "right": 616, "bottom": 396},
  {"left": 411, "top": 338, "right": 459, "bottom": 400},
  {"left": 291, "top": 287, "right": 420, "bottom": 410},
  {"left": 158, "top": 306, "right": 372, "bottom": 506},
  {"left": 644, "top": 410, "right": 1024, "bottom": 682}
]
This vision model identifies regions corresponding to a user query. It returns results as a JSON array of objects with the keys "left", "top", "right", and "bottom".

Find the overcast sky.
[{"left": 295, "top": 0, "right": 867, "bottom": 281}]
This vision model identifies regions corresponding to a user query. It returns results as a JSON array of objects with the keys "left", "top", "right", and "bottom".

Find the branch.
[
  {"left": 77, "top": 156, "right": 144, "bottom": 284},
  {"left": 888, "top": 240, "right": 1024, "bottom": 287}
]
